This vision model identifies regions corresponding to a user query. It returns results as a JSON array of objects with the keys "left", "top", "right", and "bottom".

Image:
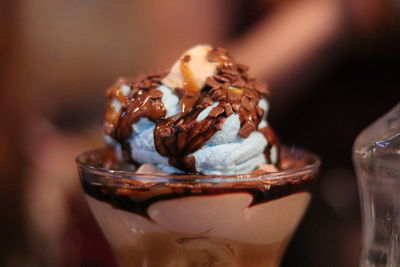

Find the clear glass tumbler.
[
  {"left": 353, "top": 103, "right": 400, "bottom": 267},
  {"left": 76, "top": 147, "right": 320, "bottom": 267}
]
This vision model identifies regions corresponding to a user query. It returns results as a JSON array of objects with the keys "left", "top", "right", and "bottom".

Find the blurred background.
[{"left": 0, "top": 0, "right": 399, "bottom": 266}]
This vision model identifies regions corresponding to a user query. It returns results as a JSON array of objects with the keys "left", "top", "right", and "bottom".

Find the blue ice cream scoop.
[{"left": 103, "top": 45, "right": 279, "bottom": 175}]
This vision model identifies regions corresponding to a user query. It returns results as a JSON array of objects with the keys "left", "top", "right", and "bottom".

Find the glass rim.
[{"left": 76, "top": 147, "right": 320, "bottom": 183}]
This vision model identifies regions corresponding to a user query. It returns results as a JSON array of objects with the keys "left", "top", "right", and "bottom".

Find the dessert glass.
[{"left": 76, "top": 147, "right": 320, "bottom": 267}]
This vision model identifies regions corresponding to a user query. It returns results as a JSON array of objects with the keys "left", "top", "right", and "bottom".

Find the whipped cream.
[{"left": 162, "top": 45, "right": 221, "bottom": 91}]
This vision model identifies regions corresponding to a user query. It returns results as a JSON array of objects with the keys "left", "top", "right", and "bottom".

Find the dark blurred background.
[{"left": 1, "top": 0, "right": 399, "bottom": 266}]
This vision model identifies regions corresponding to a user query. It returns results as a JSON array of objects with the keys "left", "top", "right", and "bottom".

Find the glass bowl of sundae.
[{"left": 76, "top": 45, "right": 320, "bottom": 267}]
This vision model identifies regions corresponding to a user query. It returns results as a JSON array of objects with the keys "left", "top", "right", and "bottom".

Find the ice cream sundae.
[{"left": 77, "top": 45, "right": 320, "bottom": 267}]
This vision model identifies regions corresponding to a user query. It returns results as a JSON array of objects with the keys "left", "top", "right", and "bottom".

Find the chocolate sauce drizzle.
[
  {"left": 80, "top": 150, "right": 316, "bottom": 219},
  {"left": 105, "top": 74, "right": 167, "bottom": 142},
  {"left": 104, "top": 46, "right": 279, "bottom": 172},
  {"left": 82, "top": 177, "right": 314, "bottom": 219}
]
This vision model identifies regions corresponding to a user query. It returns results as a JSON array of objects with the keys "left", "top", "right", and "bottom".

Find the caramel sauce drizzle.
[
  {"left": 259, "top": 126, "right": 280, "bottom": 164},
  {"left": 104, "top": 85, "right": 128, "bottom": 124},
  {"left": 179, "top": 55, "right": 200, "bottom": 114}
]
